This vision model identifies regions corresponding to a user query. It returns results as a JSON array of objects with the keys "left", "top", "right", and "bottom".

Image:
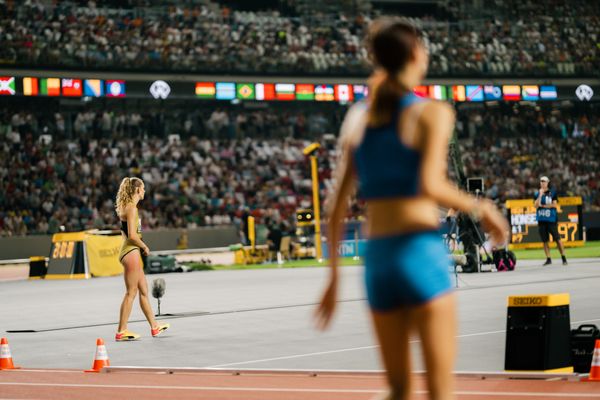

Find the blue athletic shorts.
[{"left": 364, "top": 230, "right": 452, "bottom": 311}]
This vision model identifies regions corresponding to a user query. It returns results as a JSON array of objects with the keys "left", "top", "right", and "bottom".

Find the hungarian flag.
[
  {"left": 236, "top": 83, "right": 255, "bottom": 100},
  {"left": 40, "top": 78, "right": 61, "bottom": 96},
  {"left": 195, "top": 82, "right": 216, "bottom": 99},
  {"left": 255, "top": 83, "right": 275, "bottom": 100},
  {"left": 315, "top": 85, "right": 334, "bottom": 101},
  {"left": 334, "top": 84, "right": 353, "bottom": 102},
  {"left": 23, "top": 77, "right": 38, "bottom": 96},
  {"left": 295, "top": 84, "right": 314, "bottom": 101},
  {"left": 275, "top": 83, "right": 295, "bottom": 100},
  {"left": 0, "top": 77, "right": 16, "bottom": 95},
  {"left": 62, "top": 79, "right": 82, "bottom": 97},
  {"left": 502, "top": 85, "right": 521, "bottom": 101}
]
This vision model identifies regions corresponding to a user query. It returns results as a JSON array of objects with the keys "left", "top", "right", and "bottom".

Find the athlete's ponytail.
[
  {"left": 115, "top": 177, "right": 143, "bottom": 214},
  {"left": 366, "top": 17, "right": 422, "bottom": 127}
]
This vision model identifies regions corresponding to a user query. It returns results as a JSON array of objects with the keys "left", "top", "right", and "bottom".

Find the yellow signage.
[{"left": 508, "top": 293, "right": 570, "bottom": 307}]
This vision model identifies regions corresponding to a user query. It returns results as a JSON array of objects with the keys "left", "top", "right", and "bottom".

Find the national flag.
[
  {"left": 195, "top": 82, "right": 215, "bottom": 99},
  {"left": 275, "top": 83, "right": 295, "bottom": 100},
  {"left": 215, "top": 82, "right": 235, "bottom": 100},
  {"left": 540, "top": 85, "right": 558, "bottom": 100},
  {"left": 484, "top": 85, "right": 502, "bottom": 100},
  {"left": 106, "top": 80, "right": 126, "bottom": 97},
  {"left": 315, "top": 85, "right": 334, "bottom": 101},
  {"left": 353, "top": 84, "right": 368, "bottom": 100},
  {"left": 452, "top": 85, "right": 466, "bottom": 101},
  {"left": 502, "top": 85, "right": 521, "bottom": 101},
  {"left": 295, "top": 84, "right": 314, "bottom": 101},
  {"left": 466, "top": 85, "right": 484, "bottom": 102},
  {"left": 23, "top": 77, "right": 38, "bottom": 96},
  {"left": 568, "top": 213, "right": 579, "bottom": 223},
  {"left": 255, "top": 83, "right": 276, "bottom": 101},
  {"left": 521, "top": 85, "right": 539, "bottom": 101},
  {"left": 429, "top": 85, "right": 447, "bottom": 100},
  {"left": 236, "top": 83, "right": 255, "bottom": 100},
  {"left": 334, "top": 84, "right": 353, "bottom": 102},
  {"left": 413, "top": 85, "right": 428, "bottom": 98},
  {"left": 84, "top": 79, "right": 104, "bottom": 97},
  {"left": 0, "top": 77, "right": 15, "bottom": 95},
  {"left": 62, "top": 79, "right": 82, "bottom": 97},
  {"left": 40, "top": 78, "right": 61, "bottom": 96}
]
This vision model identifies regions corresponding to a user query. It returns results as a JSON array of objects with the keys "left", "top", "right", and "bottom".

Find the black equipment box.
[
  {"left": 571, "top": 324, "right": 600, "bottom": 373},
  {"left": 505, "top": 294, "right": 572, "bottom": 372}
]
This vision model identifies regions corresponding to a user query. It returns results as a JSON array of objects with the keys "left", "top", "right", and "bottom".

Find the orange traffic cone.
[
  {"left": 587, "top": 339, "right": 600, "bottom": 381},
  {"left": 0, "top": 337, "right": 20, "bottom": 370},
  {"left": 84, "top": 338, "right": 110, "bottom": 373}
]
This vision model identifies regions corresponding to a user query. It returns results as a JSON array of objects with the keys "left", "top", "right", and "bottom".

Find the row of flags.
[
  {"left": 195, "top": 82, "right": 365, "bottom": 102},
  {"left": 0, "top": 76, "right": 559, "bottom": 102},
  {"left": 0, "top": 77, "right": 125, "bottom": 97},
  {"left": 413, "top": 84, "right": 557, "bottom": 101}
]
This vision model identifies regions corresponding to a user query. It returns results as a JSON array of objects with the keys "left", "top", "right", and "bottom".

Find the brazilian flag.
[{"left": 236, "top": 83, "right": 255, "bottom": 100}]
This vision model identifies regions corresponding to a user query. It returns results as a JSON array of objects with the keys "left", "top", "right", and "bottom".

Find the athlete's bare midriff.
[{"left": 364, "top": 196, "right": 440, "bottom": 238}]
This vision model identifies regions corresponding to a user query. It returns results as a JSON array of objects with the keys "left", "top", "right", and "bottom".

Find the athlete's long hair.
[
  {"left": 366, "top": 17, "right": 422, "bottom": 127},
  {"left": 115, "top": 177, "right": 143, "bottom": 214}
]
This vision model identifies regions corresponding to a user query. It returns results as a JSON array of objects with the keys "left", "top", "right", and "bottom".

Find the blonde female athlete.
[
  {"left": 315, "top": 18, "right": 509, "bottom": 400},
  {"left": 115, "top": 177, "right": 169, "bottom": 341}
]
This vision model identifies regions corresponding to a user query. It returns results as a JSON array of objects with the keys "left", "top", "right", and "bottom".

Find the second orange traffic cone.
[
  {"left": 0, "top": 337, "right": 20, "bottom": 370},
  {"left": 587, "top": 339, "right": 600, "bottom": 381},
  {"left": 84, "top": 338, "right": 110, "bottom": 373}
]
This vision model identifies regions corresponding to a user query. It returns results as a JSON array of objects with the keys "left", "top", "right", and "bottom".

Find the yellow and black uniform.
[{"left": 119, "top": 208, "right": 143, "bottom": 262}]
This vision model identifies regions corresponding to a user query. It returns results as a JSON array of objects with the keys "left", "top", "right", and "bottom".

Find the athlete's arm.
[
  {"left": 315, "top": 104, "right": 361, "bottom": 330},
  {"left": 418, "top": 101, "right": 509, "bottom": 244},
  {"left": 125, "top": 205, "right": 148, "bottom": 253}
]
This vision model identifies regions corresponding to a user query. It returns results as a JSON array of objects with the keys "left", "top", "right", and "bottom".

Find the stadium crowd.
[
  {"left": 1, "top": 104, "right": 599, "bottom": 236},
  {"left": 0, "top": 0, "right": 598, "bottom": 76}
]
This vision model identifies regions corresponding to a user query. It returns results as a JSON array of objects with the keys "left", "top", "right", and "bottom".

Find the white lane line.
[
  {"left": 449, "top": 391, "right": 600, "bottom": 398},
  {"left": 1, "top": 383, "right": 599, "bottom": 398},
  {"left": 207, "top": 345, "right": 379, "bottom": 368},
  {"left": 206, "top": 329, "right": 506, "bottom": 368},
  {"left": 207, "top": 318, "right": 600, "bottom": 368},
  {"left": 0, "top": 382, "right": 379, "bottom": 394}
]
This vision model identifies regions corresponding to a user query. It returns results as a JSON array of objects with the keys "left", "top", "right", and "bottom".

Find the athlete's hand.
[
  {"left": 479, "top": 200, "right": 509, "bottom": 246},
  {"left": 315, "top": 276, "right": 338, "bottom": 330},
  {"left": 142, "top": 245, "right": 150, "bottom": 256}
]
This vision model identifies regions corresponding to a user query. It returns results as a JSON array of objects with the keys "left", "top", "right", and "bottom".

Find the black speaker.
[{"left": 505, "top": 294, "right": 572, "bottom": 372}]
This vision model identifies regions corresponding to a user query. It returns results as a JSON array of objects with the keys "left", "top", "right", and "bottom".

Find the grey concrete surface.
[{"left": 1, "top": 258, "right": 599, "bottom": 372}]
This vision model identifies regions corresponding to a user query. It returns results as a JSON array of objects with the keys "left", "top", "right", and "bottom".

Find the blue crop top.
[{"left": 353, "top": 92, "right": 426, "bottom": 200}]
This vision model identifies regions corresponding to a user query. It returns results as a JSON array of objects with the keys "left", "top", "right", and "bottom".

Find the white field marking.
[
  {"left": 1, "top": 383, "right": 599, "bottom": 398},
  {"left": 207, "top": 318, "right": 600, "bottom": 368}
]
